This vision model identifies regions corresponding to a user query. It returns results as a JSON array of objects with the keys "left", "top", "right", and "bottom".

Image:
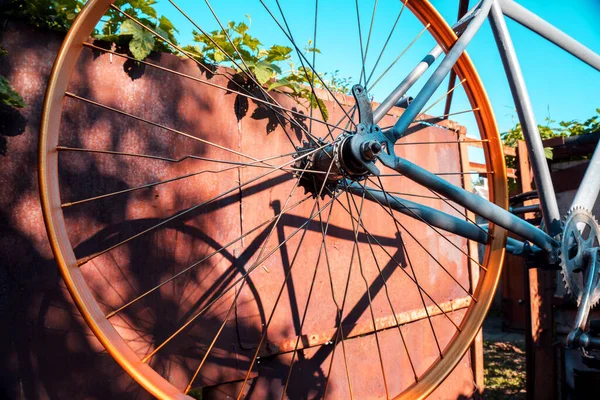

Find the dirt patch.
[{"left": 483, "top": 340, "right": 526, "bottom": 399}]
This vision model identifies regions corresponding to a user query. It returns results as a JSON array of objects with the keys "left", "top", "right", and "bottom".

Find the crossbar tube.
[
  {"left": 387, "top": 156, "right": 559, "bottom": 252},
  {"left": 499, "top": 0, "right": 600, "bottom": 72}
]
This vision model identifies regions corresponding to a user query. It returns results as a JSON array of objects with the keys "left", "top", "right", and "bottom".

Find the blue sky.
[{"left": 150, "top": 0, "right": 600, "bottom": 142}]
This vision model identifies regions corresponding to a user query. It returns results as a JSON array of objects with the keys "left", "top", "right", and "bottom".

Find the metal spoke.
[
  {"left": 359, "top": 0, "right": 379, "bottom": 87},
  {"left": 354, "top": 0, "right": 368, "bottom": 88},
  {"left": 368, "top": 177, "right": 487, "bottom": 272},
  {"left": 181, "top": 156, "right": 314, "bottom": 390},
  {"left": 81, "top": 43, "right": 350, "bottom": 133},
  {"left": 308, "top": 0, "right": 320, "bottom": 136},
  {"left": 367, "top": 23, "right": 430, "bottom": 91},
  {"left": 364, "top": 233, "right": 418, "bottom": 383},
  {"left": 105, "top": 195, "right": 312, "bottom": 319},
  {"left": 195, "top": 0, "right": 321, "bottom": 145},
  {"left": 64, "top": 92, "right": 272, "bottom": 166},
  {"left": 110, "top": 4, "right": 310, "bottom": 146},
  {"left": 323, "top": 211, "right": 357, "bottom": 399},
  {"left": 281, "top": 198, "right": 335, "bottom": 398},
  {"left": 184, "top": 283, "right": 238, "bottom": 394},
  {"left": 328, "top": 190, "right": 462, "bottom": 332},
  {"left": 257, "top": 0, "right": 357, "bottom": 128},
  {"left": 424, "top": 186, "right": 492, "bottom": 241},
  {"left": 344, "top": 180, "right": 389, "bottom": 398},
  {"left": 364, "top": 177, "right": 480, "bottom": 297},
  {"left": 272, "top": 0, "right": 335, "bottom": 141},
  {"left": 59, "top": 151, "right": 313, "bottom": 208},
  {"left": 381, "top": 108, "right": 480, "bottom": 132},
  {"left": 76, "top": 142, "right": 330, "bottom": 266},
  {"left": 364, "top": 1, "right": 408, "bottom": 87},
  {"left": 56, "top": 146, "right": 303, "bottom": 165},
  {"left": 236, "top": 151, "right": 339, "bottom": 398},
  {"left": 141, "top": 186, "right": 342, "bottom": 364},
  {"left": 348, "top": 179, "right": 444, "bottom": 359},
  {"left": 420, "top": 78, "right": 466, "bottom": 116}
]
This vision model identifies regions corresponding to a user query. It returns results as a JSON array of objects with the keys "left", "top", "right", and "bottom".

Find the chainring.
[{"left": 561, "top": 206, "right": 600, "bottom": 307}]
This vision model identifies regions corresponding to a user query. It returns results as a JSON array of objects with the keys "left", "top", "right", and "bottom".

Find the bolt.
[{"left": 361, "top": 140, "right": 382, "bottom": 161}]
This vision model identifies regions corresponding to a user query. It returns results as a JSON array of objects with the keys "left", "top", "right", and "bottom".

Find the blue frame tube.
[
  {"left": 351, "top": 183, "right": 536, "bottom": 256},
  {"left": 488, "top": 0, "right": 562, "bottom": 237},
  {"left": 368, "top": 0, "right": 600, "bottom": 257},
  {"left": 387, "top": 156, "right": 559, "bottom": 252},
  {"left": 499, "top": 0, "right": 600, "bottom": 72},
  {"left": 571, "top": 141, "right": 600, "bottom": 211},
  {"left": 372, "top": 2, "right": 480, "bottom": 123},
  {"left": 347, "top": 181, "right": 488, "bottom": 244},
  {"left": 387, "top": 0, "right": 493, "bottom": 141}
]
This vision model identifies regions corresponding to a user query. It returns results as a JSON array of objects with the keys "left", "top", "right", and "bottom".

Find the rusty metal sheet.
[{"left": 1, "top": 22, "right": 477, "bottom": 399}]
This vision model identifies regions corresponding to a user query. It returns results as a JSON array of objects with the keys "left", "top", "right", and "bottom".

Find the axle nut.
[{"left": 361, "top": 140, "right": 382, "bottom": 161}]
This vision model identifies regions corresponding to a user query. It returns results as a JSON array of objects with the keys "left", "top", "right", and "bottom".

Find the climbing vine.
[{"left": 1, "top": 0, "right": 351, "bottom": 119}]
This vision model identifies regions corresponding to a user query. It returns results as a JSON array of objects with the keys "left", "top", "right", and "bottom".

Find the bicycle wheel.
[{"left": 39, "top": 0, "right": 507, "bottom": 398}]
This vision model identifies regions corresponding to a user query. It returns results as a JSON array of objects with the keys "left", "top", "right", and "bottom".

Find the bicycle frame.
[{"left": 365, "top": 0, "right": 600, "bottom": 261}]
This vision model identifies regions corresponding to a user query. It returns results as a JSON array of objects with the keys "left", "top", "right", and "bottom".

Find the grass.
[{"left": 483, "top": 340, "right": 526, "bottom": 399}]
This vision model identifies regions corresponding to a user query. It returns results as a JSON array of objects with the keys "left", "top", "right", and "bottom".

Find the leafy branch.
[
  {"left": 3, "top": 1, "right": 352, "bottom": 119},
  {"left": 0, "top": 47, "right": 26, "bottom": 109},
  {"left": 184, "top": 17, "right": 351, "bottom": 121},
  {"left": 502, "top": 109, "right": 600, "bottom": 168}
]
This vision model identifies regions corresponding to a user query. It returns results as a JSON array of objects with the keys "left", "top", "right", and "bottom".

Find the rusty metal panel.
[{"left": 1, "top": 22, "right": 477, "bottom": 399}]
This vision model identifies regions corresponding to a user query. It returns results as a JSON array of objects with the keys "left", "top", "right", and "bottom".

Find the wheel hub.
[{"left": 292, "top": 84, "right": 385, "bottom": 197}]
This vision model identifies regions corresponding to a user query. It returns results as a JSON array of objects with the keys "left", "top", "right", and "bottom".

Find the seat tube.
[{"left": 488, "top": 0, "right": 562, "bottom": 236}]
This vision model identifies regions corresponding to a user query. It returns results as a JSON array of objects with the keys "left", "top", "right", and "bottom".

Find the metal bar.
[
  {"left": 372, "top": 1, "right": 481, "bottom": 123},
  {"left": 262, "top": 296, "right": 471, "bottom": 355},
  {"left": 571, "top": 141, "right": 600, "bottom": 211},
  {"left": 348, "top": 182, "right": 488, "bottom": 244},
  {"left": 442, "top": 0, "right": 471, "bottom": 117},
  {"left": 499, "top": 0, "right": 600, "bottom": 72},
  {"left": 387, "top": 0, "right": 492, "bottom": 141},
  {"left": 510, "top": 204, "right": 540, "bottom": 215},
  {"left": 488, "top": 0, "right": 562, "bottom": 237},
  {"left": 388, "top": 156, "right": 558, "bottom": 252},
  {"left": 479, "top": 224, "right": 540, "bottom": 255}
]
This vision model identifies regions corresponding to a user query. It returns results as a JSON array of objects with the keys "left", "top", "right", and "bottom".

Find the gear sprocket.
[
  {"left": 292, "top": 140, "right": 340, "bottom": 198},
  {"left": 561, "top": 206, "right": 600, "bottom": 307}
]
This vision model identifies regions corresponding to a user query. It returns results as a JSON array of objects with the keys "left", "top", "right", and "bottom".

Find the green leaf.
[
  {"left": 138, "top": 3, "right": 157, "bottom": 18},
  {"left": 303, "top": 92, "right": 328, "bottom": 121},
  {"left": 259, "top": 61, "right": 281, "bottom": 74},
  {"left": 243, "top": 34, "right": 261, "bottom": 52},
  {"left": 119, "top": 19, "right": 140, "bottom": 36},
  {"left": 129, "top": 34, "right": 154, "bottom": 60},
  {"left": 267, "top": 78, "right": 292, "bottom": 92},
  {"left": 182, "top": 44, "right": 204, "bottom": 61},
  {"left": 154, "top": 26, "right": 169, "bottom": 40},
  {"left": 544, "top": 147, "right": 553, "bottom": 160},
  {"left": 159, "top": 15, "right": 177, "bottom": 33},
  {"left": 234, "top": 22, "right": 249, "bottom": 35},
  {"left": 0, "top": 76, "right": 26, "bottom": 108},
  {"left": 253, "top": 63, "right": 272, "bottom": 85},
  {"left": 119, "top": 19, "right": 156, "bottom": 60},
  {"left": 265, "top": 45, "right": 292, "bottom": 62},
  {"left": 213, "top": 50, "right": 226, "bottom": 62},
  {"left": 315, "top": 97, "right": 329, "bottom": 121},
  {"left": 257, "top": 48, "right": 269, "bottom": 59}
]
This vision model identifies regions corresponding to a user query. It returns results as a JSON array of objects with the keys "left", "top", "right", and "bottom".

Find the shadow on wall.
[
  {"left": 0, "top": 22, "right": 346, "bottom": 399},
  {"left": 0, "top": 21, "right": 477, "bottom": 400}
]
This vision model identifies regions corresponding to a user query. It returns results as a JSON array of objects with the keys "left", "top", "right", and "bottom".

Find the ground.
[{"left": 483, "top": 340, "right": 526, "bottom": 399}]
